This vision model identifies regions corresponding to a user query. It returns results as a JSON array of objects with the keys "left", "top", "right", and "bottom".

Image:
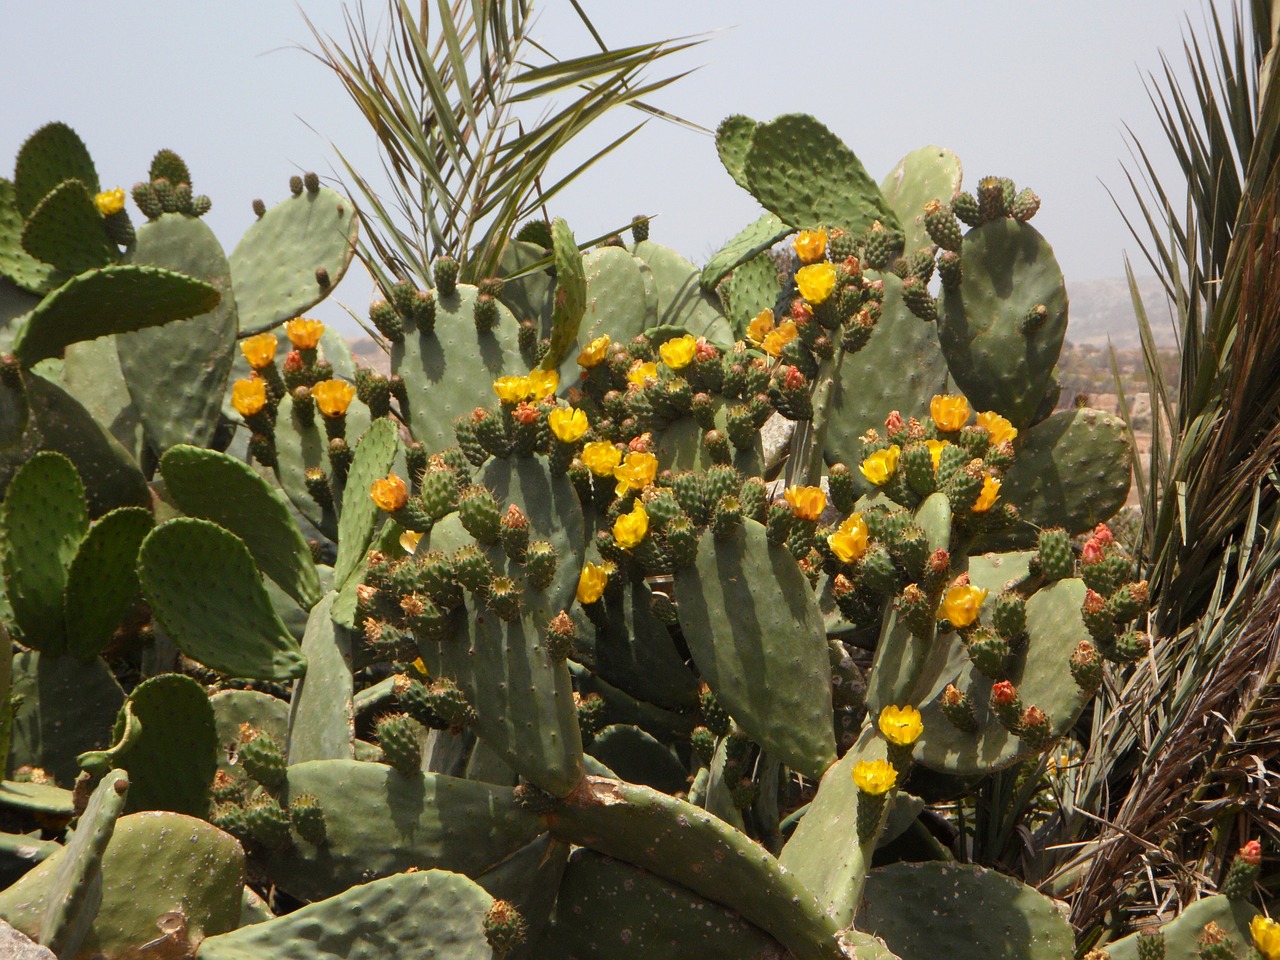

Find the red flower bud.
[{"left": 991, "top": 680, "right": 1018, "bottom": 707}]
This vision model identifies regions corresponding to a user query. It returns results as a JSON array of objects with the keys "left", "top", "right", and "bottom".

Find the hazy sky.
[{"left": 2, "top": 1, "right": 1219, "bottom": 333}]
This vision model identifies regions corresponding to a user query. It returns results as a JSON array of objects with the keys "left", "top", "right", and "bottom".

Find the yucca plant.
[{"left": 305, "top": 0, "right": 700, "bottom": 292}]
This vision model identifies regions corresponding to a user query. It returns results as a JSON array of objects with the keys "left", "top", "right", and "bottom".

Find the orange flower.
[
  {"left": 232, "top": 379, "right": 267, "bottom": 417},
  {"left": 972, "top": 475, "right": 1001, "bottom": 513},
  {"left": 746, "top": 310, "right": 775, "bottom": 346},
  {"left": 548, "top": 407, "right": 589, "bottom": 443},
  {"left": 312, "top": 379, "right": 356, "bottom": 418},
  {"left": 370, "top": 473, "right": 409, "bottom": 512},
  {"left": 784, "top": 485, "right": 826, "bottom": 521},
  {"left": 793, "top": 229, "right": 828, "bottom": 265},
  {"left": 581, "top": 441, "right": 622, "bottom": 477},
  {"left": 613, "top": 451, "right": 658, "bottom": 496},
  {"left": 930, "top": 394, "right": 971, "bottom": 432},
  {"left": 577, "top": 335, "right": 610, "bottom": 368},
  {"left": 827, "top": 513, "right": 869, "bottom": 563},
  {"left": 240, "top": 333, "right": 278, "bottom": 370},
  {"left": 285, "top": 318, "right": 325, "bottom": 350},
  {"left": 976, "top": 410, "right": 1017, "bottom": 447},
  {"left": 761, "top": 320, "right": 799, "bottom": 359}
]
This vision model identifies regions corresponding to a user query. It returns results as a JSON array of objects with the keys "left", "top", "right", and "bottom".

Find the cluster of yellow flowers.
[
  {"left": 575, "top": 560, "right": 615, "bottom": 605},
  {"left": 493, "top": 370, "right": 559, "bottom": 404},
  {"left": 851, "top": 705, "right": 924, "bottom": 796},
  {"left": 827, "top": 513, "right": 869, "bottom": 564},
  {"left": 746, "top": 311, "right": 800, "bottom": 359},
  {"left": 579, "top": 441, "right": 659, "bottom": 498},
  {"left": 94, "top": 188, "right": 125, "bottom": 216}
]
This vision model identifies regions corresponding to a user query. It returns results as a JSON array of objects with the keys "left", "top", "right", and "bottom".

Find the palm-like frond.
[{"left": 304, "top": 0, "right": 701, "bottom": 291}]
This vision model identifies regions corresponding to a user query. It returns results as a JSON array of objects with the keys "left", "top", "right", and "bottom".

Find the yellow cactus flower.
[
  {"left": 793, "top": 228, "right": 828, "bottom": 265},
  {"left": 410, "top": 657, "right": 429, "bottom": 677},
  {"left": 930, "top": 394, "right": 971, "bottom": 432},
  {"left": 493, "top": 376, "right": 530, "bottom": 404},
  {"left": 827, "top": 513, "right": 869, "bottom": 564},
  {"left": 548, "top": 407, "right": 589, "bottom": 443},
  {"left": 576, "top": 562, "right": 611, "bottom": 605},
  {"left": 370, "top": 473, "right": 409, "bottom": 513},
  {"left": 972, "top": 475, "right": 1001, "bottom": 513},
  {"left": 795, "top": 262, "right": 838, "bottom": 305},
  {"left": 976, "top": 410, "right": 1018, "bottom": 447},
  {"left": 614, "top": 450, "right": 658, "bottom": 496},
  {"left": 240, "top": 333, "right": 278, "bottom": 370},
  {"left": 1251, "top": 916, "right": 1280, "bottom": 960},
  {"left": 527, "top": 368, "right": 559, "bottom": 400},
  {"left": 613, "top": 502, "right": 649, "bottom": 550},
  {"left": 312, "top": 379, "right": 356, "bottom": 418},
  {"left": 577, "top": 335, "right": 610, "bottom": 368},
  {"left": 581, "top": 441, "right": 623, "bottom": 477},
  {"left": 851, "top": 759, "right": 898, "bottom": 796},
  {"left": 627, "top": 361, "right": 659, "bottom": 387},
  {"left": 878, "top": 705, "right": 924, "bottom": 746},
  {"left": 925, "top": 439, "right": 949, "bottom": 470},
  {"left": 94, "top": 188, "right": 125, "bottom": 216},
  {"left": 285, "top": 317, "right": 325, "bottom": 350},
  {"left": 761, "top": 320, "right": 799, "bottom": 359},
  {"left": 746, "top": 310, "right": 775, "bottom": 346},
  {"left": 860, "top": 445, "right": 901, "bottom": 486},
  {"left": 941, "top": 584, "right": 988, "bottom": 627},
  {"left": 400, "top": 529, "right": 424, "bottom": 554},
  {"left": 659, "top": 334, "right": 698, "bottom": 370},
  {"left": 784, "top": 485, "right": 826, "bottom": 521},
  {"left": 231, "top": 378, "right": 267, "bottom": 417}
]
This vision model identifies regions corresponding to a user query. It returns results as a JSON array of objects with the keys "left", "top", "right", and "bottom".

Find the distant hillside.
[{"left": 1065, "top": 275, "right": 1177, "bottom": 349}]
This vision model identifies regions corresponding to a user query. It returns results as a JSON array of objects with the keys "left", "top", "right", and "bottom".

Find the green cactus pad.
[
  {"left": 0, "top": 780, "right": 74, "bottom": 819},
  {"left": 0, "top": 373, "right": 150, "bottom": 518},
  {"left": 139, "top": 518, "right": 306, "bottom": 680},
  {"left": 542, "top": 217, "right": 586, "bottom": 371},
  {"left": 392, "top": 283, "right": 525, "bottom": 454},
  {"left": 228, "top": 186, "right": 358, "bottom": 335},
  {"left": 715, "top": 114, "right": 759, "bottom": 192},
  {"left": 778, "top": 728, "right": 886, "bottom": 927},
  {"left": 0, "top": 811, "right": 243, "bottom": 959},
  {"left": 865, "top": 493, "right": 951, "bottom": 714},
  {"left": 119, "top": 213, "right": 238, "bottom": 452},
  {"left": 700, "top": 212, "right": 792, "bottom": 292},
  {"left": 257, "top": 759, "right": 542, "bottom": 902},
  {"left": 579, "top": 246, "right": 655, "bottom": 339},
  {"left": 8, "top": 650, "right": 124, "bottom": 786},
  {"left": 859, "top": 861, "right": 1074, "bottom": 960},
  {"left": 537, "top": 849, "right": 785, "bottom": 958},
  {"left": 102, "top": 674, "right": 217, "bottom": 817},
  {"left": 725, "top": 249, "right": 784, "bottom": 334},
  {"left": 936, "top": 220, "right": 1068, "bottom": 428},
  {"left": 823, "top": 272, "right": 949, "bottom": 470},
  {"left": 12, "top": 123, "right": 99, "bottom": 218},
  {"left": 587, "top": 724, "right": 687, "bottom": 795},
  {"left": 567, "top": 662, "right": 696, "bottom": 743},
  {"left": 1, "top": 451, "right": 88, "bottom": 655},
  {"left": 424, "top": 605, "right": 585, "bottom": 798},
  {"left": 198, "top": 870, "right": 496, "bottom": 960},
  {"left": 0, "top": 179, "right": 59, "bottom": 294},
  {"left": 37, "top": 769, "right": 129, "bottom": 958},
  {"left": 674, "top": 520, "right": 836, "bottom": 780},
  {"left": 475, "top": 834, "right": 569, "bottom": 960},
  {"left": 0, "top": 831, "right": 60, "bottom": 889},
  {"left": 20, "top": 180, "right": 117, "bottom": 276},
  {"left": 631, "top": 240, "right": 735, "bottom": 347},
  {"left": 63, "top": 506, "right": 152, "bottom": 663},
  {"left": 743, "top": 114, "right": 899, "bottom": 235},
  {"left": 990, "top": 407, "right": 1132, "bottom": 547},
  {"left": 547, "top": 777, "right": 844, "bottom": 960},
  {"left": 270, "top": 392, "right": 374, "bottom": 541},
  {"left": 879, "top": 147, "right": 964, "bottom": 252},
  {"left": 11, "top": 264, "right": 221, "bottom": 366},
  {"left": 60, "top": 337, "right": 145, "bottom": 463},
  {"left": 497, "top": 239, "right": 557, "bottom": 330},
  {"left": 914, "top": 578, "right": 1095, "bottom": 776},
  {"left": 1104, "top": 896, "right": 1259, "bottom": 960},
  {"left": 569, "top": 576, "right": 699, "bottom": 711},
  {"left": 333, "top": 417, "right": 401, "bottom": 590},
  {"left": 160, "top": 445, "right": 321, "bottom": 609},
  {"left": 210, "top": 689, "right": 288, "bottom": 776},
  {"left": 285, "top": 592, "right": 354, "bottom": 764}
]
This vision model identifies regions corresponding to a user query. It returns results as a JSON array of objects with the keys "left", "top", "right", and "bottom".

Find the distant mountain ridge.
[{"left": 1064, "top": 275, "right": 1176, "bottom": 349}]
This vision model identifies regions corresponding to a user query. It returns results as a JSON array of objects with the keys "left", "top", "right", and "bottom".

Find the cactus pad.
[
  {"left": 12, "top": 123, "right": 99, "bottom": 218},
  {"left": 62, "top": 506, "right": 152, "bottom": 663},
  {"left": 879, "top": 146, "right": 963, "bottom": 252},
  {"left": 20, "top": 179, "right": 117, "bottom": 275}
]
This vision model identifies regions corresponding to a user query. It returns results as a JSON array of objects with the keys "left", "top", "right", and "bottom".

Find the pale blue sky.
[{"left": 2, "top": 1, "right": 1217, "bottom": 333}]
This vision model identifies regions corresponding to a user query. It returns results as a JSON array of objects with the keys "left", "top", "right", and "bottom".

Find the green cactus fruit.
[
  {"left": 965, "top": 627, "right": 1011, "bottom": 679},
  {"left": 369, "top": 300, "right": 403, "bottom": 342},
  {"left": 952, "top": 191, "right": 981, "bottom": 226},
  {"left": 901, "top": 442, "right": 936, "bottom": 497},
  {"left": 993, "top": 591, "right": 1028, "bottom": 644},
  {"left": 1037, "top": 528, "right": 1074, "bottom": 581},
  {"left": 940, "top": 683, "right": 979, "bottom": 733},
  {"left": 484, "top": 899, "right": 528, "bottom": 957},
  {"left": 857, "top": 543, "right": 899, "bottom": 598},
  {"left": 487, "top": 576, "right": 524, "bottom": 621},
  {"left": 246, "top": 794, "right": 293, "bottom": 850},
  {"left": 458, "top": 484, "right": 502, "bottom": 544},
  {"left": 863, "top": 221, "right": 902, "bottom": 270},
  {"left": 544, "top": 610, "right": 576, "bottom": 662},
  {"left": 825, "top": 463, "right": 855, "bottom": 514},
  {"left": 210, "top": 770, "right": 244, "bottom": 805},
  {"left": 1221, "top": 842, "right": 1262, "bottom": 900},
  {"left": 209, "top": 803, "right": 252, "bottom": 842},
  {"left": 392, "top": 675, "right": 449, "bottom": 730},
  {"left": 239, "top": 729, "right": 287, "bottom": 789},
  {"left": 1010, "top": 188, "right": 1041, "bottom": 221},
  {"left": 1109, "top": 629, "right": 1151, "bottom": 663},
  {"left": 1104, "top": 580, "right": 1148, "bottom": 623},
  {"left": 665, "top": 515, "right": 698, "bottom": 569},
  {"left": 403, "top": 593, "right": 455, "bottom": 642},
  {"left": 418, "top": 465, "right": 459, "bottom": 523},
  {"left": 413, "top": 551, "right": 462, "bottom": 610},
  {"left": 1019, "top": 705, "right": 1053, "bottom": 751},
  {"left": 629, "top": 214, "right": 650, "bottom": 244},
  {"left": 1082, "top": 551, "right": 1133, "bottom": 597},
  {"left": 900, "top": 275, "right": 937, "bottom": 322},
  {"left": 132, "top": 181, "right": 163, "bottom": 219},
  {"left": 474, "top": 293, "right": 500, "bottom": 332},
  {"left": 426, "top": 678, "right": 477, "bottom": 729},
  {"left": 289, "top": 793, "right": 327, "bottom": 845},
  {"left": 712, "top": 495, "right": 744, "bottom": 540},
  {"left": 989, "top": 680, "right": 1023, "bottom": 734},
  {"left": 576, "top": 692, "right": 607, "bottom": 740},
  {"left": 1069, "top": 639, "right": 1104, "bottom": 692},
  {"left": 433, "top": 255, "right": 459, "bottom": 295},
  {"left": 977, "top": 176, "right": 1007, "bottom": 221},
  {"left": 690, "top": 726, "right": 717, "bottom": 765},
  {"left": 943, "top": 461, "right": 985, "bottom": 514},
  {"left": 376, "top": 713, "right": 423, "bottom": 774},
  {"left": 699, "top": 684, "right": 731, "bottom": 738},
  {"left": 765, "top": 502, "right": 794, "bottom": 545},
  {"left": 923, "top": 198, "right": 964, "bottom": 252},
  {"left": 937, "top": 249, "right": 962, "bottom": 289},
  {"left": 500, "top": 504, "right": 530, "bottom": 561},
  {"left": 524, "top": 540, "right": 557, "bottom": 591}
]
